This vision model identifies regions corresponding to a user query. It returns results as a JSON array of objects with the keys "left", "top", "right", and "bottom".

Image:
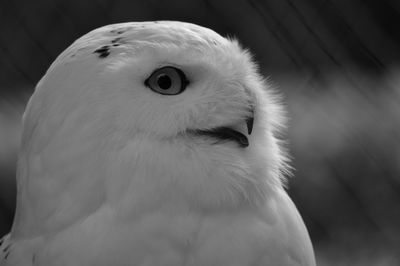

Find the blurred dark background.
[{"left": 1, "top": 0, "right": 400, "bottom": 265}]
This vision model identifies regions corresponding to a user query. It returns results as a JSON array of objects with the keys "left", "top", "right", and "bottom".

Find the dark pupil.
[{"left": 157, "top": 74, "right": 172, "bottom": 90}]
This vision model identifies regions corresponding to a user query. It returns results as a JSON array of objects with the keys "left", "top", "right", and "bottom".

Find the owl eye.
[{"left": 145, "top": 66, "right": 188, "bottom": 95}]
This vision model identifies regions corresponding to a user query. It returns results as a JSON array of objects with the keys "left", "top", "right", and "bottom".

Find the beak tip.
[
  {"left": 246, "top": 106, "right": 255, "bottom": 135},
  {"left": 246, "top": 116, "right": 254, "bottom": 135}
]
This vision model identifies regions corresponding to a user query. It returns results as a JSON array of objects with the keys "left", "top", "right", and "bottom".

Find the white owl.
[{"left": 0, "top": 21, "right": 315, "bottom": 266}]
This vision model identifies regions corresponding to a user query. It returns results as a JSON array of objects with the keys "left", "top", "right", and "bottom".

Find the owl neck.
[{"left": 103, "top": 133, "right": 281, "bottom": 215}]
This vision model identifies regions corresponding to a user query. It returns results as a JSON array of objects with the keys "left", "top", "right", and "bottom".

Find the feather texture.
[{"left": 1, "top": 21, "right": 315, "bottom": 266}]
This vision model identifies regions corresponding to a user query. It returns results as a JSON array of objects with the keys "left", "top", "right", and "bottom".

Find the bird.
[{"left": 0, "top": 21, "right": 315, "bottom": 266}]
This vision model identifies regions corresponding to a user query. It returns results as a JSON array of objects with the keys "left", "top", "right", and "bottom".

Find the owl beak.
[
  {"left": 190, "top": 110, "right": 254, "bottom": 148},
  {"left": 193, "top": 127, "right": 249, "bottom": 147},
  {"left": 187, "top": 107, "right": 254, "bottom": 148}
]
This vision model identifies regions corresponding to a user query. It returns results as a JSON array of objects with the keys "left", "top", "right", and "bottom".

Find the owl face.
[
  {"left": 24, "top": 21, "right": 286, "bottom": 208},
  {"left": 99, "top": 37, "right": 256, "bottom": 148}
]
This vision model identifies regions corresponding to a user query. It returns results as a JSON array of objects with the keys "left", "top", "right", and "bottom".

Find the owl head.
[{"left": 20, "top": 22, "right": 288, "bottom": 219}]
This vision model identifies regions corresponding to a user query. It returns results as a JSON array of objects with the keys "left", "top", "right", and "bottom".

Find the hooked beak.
[{"left": 191, "top": 107, "right": 255, "bottom": 148}]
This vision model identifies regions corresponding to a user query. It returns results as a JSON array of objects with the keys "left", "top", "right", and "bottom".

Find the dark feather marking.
[
  {"left": 3, "top": 245, "right": 11, "bottom": 260},
  {"left": 111, "top": 37, "right": 123, "bottom": 47},
  {"left": 3, "top": 243, "right": 11, "bottom": 252},
  {"left": 111, "top": 37, "right": 122, "bottom": 43},
  {"left": 94, "top": 45, "right": 110, "bottom": 58}
]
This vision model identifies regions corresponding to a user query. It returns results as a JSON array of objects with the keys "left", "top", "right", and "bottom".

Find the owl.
[{"left": 0, "top": 21, "right": 315, "bottom": 266}]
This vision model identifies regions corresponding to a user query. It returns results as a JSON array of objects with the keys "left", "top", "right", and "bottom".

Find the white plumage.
[{"left": 0, "top": 21, "right": 315, "bottom": 266}]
